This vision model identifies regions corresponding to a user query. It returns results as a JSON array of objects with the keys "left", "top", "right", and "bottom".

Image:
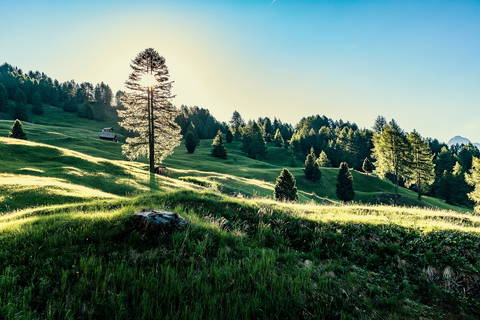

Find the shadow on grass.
[{"left": 1, "top": 190, "right": 479, "bottom": 319}]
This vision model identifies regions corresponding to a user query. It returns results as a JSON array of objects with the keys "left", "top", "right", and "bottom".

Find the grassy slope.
[
  {"left": 0, "top": 106, "right": 467, "bottom": 211},
  {"left": 0, "top": 190, "right": 479, "bottom": 319},
  {"left": 1, "top": 107, "right": 479, "bottom": 318}
]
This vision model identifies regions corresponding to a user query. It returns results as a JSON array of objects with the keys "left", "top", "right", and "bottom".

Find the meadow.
[{"left": 1, "top": 110, "right": 479, "bottom": 319}]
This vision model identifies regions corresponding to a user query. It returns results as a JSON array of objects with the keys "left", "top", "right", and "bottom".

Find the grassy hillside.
[
  {"left": 1, "top": 190, "right": 479, "bottom": 319},
  {"left": 1, "top": 106, "right": 468, "bottom": 211},
  {"left": 1, "top": 108, "right": 479, "bottom": 318},
  {"left": 0, "top": 137, "right": 202, "bottom": 213}
]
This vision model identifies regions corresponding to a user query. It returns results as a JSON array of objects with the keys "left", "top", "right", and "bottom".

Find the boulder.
[{"left": 134, "top": 210, "right": 187, "bottom": 233}]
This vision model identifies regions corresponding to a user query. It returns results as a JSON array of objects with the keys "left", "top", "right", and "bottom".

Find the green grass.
[
  {"left": 0, "top": 137, "right": 202, "bottom": 213},
  {"left": 1, "top": 107, "right": 479, "bottom": 319},
  {"left": 0, "top": 107, "right": 468, "bottom": 211},
  {"left": 165, "top": 140, "right": 468, "bottom": 211},
  {"left": 0, "top": 190, "right": 479, "bottom": 319}
]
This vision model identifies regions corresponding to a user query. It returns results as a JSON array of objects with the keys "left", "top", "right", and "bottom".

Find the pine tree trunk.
[
  {"left": 417, "top": 180, "right": 422, "bottom": 200},
  {"left": 394, "top": 168, "right": 399, "bottom": 204},
  {"left": 148, "top": 88, "right": 155, "bottom": 173}
]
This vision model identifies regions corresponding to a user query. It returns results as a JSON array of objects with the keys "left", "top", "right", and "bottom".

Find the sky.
[{"left": 1, "top": 0, "right": 479, "bottom": 142}]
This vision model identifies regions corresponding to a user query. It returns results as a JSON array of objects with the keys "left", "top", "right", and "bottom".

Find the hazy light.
[{"left": 139, "top": 73, "right": 157, "bottom": 89}]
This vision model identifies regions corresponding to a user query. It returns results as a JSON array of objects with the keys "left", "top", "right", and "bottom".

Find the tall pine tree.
[
  {"left": 372, "top": 121, "right": 409, "bottom": 199},
  {"left": 119, "top": 48, "right": 181, "bottom": 171},
  {"left": 405, "top": 130, "right": 435, "bottom": 200}
]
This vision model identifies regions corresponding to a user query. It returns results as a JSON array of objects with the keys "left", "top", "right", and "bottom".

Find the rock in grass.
[{"left": 134, "top": 210, "right": 187, "bottom": 234}]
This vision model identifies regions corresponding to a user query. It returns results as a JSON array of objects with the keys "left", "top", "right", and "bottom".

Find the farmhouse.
[{"left": 98, "top": 127, "right": 117, "bottom": 142}]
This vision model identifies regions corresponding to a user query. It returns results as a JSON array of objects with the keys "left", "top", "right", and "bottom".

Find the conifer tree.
[
  {"left": 274, "top": 168, "right": 298, "bottom": 201},
  {"left": 362, "top": 157, "right": 374, "bottom": 173},
  {"left": 0, "top": 83, "right": 8, "bottom": 112},
  {"left": 273, "top": 129, "right": 284, "bottom": 147},
  {"left": 372, "top": 115, "right": 387, "bottom": 133},
  {"left": 465, "top": 157, "right": 480, "bottom": 212},
  {"left": 336, "top": 162, "right": 354, "bottom": 202},
  {"left": 211, "top": 131, "right": 227, "bottom": 159},
  {"left": 242, "top": 121, "right": 267, "bottom": 159},
  {"left": 225, "top": 129, "right": 233, "bottom": 143},
  {"left": 9, "top": 119, "right": 27, "bottom": 140},
  {"left": 451, "top": 162, "right": 471, "bottom": 205},
  {"left": 185, "top": 125, "right": 199, "bottom": 153},
  {"left": 372, "top": 121, "right": 409, "bottom": 199},
  {"left": 316, "top": 150, "right": 331, "bottom": 167},
  {"left": 405, "top": 130, "right": 435, "bottom": 200},
  {"left": 304, "top": 147, "right": 321, "bottom": 181},
  {"left": 119, "top": 48, "right": 181, "bottom": 172},
  {"left": 230, "top": 110, "right": 244, "bottom": 140},
  {"left": 437, "top": 170, "right": 454, "bottom": 204}
]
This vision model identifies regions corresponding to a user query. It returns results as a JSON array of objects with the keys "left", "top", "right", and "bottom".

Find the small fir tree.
[
  {"left": 273, "top": 129, "right": 284, "bottom": 147},
  {"left": 9, "top": 119, "right": 27, "bottom": 140},
  {"left": 362, "top": 157, "right": 374, "bottom": 173},
  {"left": 211, "top": 131, "right": 227, "bottom": 159},
  {"left": 316, "top": 150, "right": 331, "bottom": 167},
  {"left": 304, "top": 147, "right": 321, "bottom": 181},
  {"left": 336, "top": 162, "right": 354, "bottom": 202},
  {"left": 274, "top": 168, "right": 298, "bottom": 201},
  {"left": 185, "top": 130, "right": 199, "bottom": 154}
]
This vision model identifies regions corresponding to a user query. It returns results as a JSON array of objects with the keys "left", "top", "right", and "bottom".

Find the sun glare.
[{"left": 139, "top": 73, "right": 157, "bottom": 88}]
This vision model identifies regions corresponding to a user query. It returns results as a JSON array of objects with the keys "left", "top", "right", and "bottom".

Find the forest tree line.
[
  {"left": 2, "top": 62, "right": 479, "bottom": 208},
  {"left": 0, "top": 63, "right": 117, "bottom": 122}
]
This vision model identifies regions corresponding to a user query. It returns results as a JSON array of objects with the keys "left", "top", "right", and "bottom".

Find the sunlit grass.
[{"left": 0, "top": 189, "right": 479, "bottom": 319}]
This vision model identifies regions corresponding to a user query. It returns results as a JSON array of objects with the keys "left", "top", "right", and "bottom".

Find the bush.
[{"left": 274, "top": 168, "right": 298, "bottom": 201}]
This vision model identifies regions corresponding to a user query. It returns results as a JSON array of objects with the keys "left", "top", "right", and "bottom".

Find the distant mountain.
[{"left": 447, "top": 136, "right": 480, "bottom": 149}]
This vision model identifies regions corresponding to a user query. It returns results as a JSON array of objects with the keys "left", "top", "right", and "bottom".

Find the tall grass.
[{"left": 1, "top": 190, "right": 479, "bottom": 319}]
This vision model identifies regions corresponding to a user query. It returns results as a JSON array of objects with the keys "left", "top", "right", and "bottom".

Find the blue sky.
[{"left": 1, "top": 0, "right": 479, "bottom": 142}]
